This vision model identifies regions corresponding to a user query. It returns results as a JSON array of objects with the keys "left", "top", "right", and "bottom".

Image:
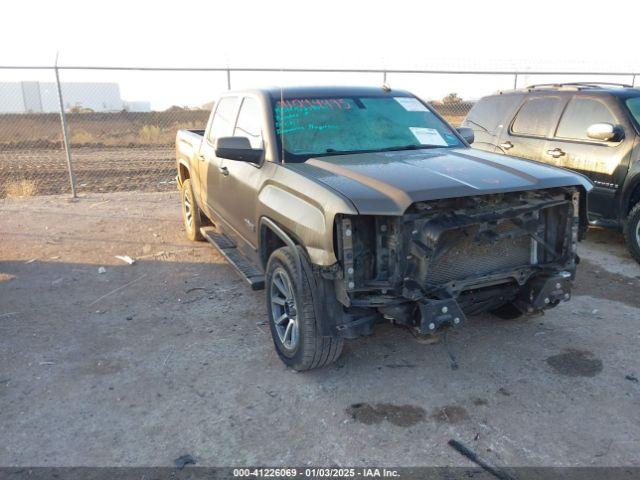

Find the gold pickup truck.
[{"left": 176, "top": 86, "right": 592, "bottom": 371}]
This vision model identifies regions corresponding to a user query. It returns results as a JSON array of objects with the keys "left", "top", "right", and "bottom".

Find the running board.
[{"left": 200, "top": 227, "right": 265, "bottom": 290}]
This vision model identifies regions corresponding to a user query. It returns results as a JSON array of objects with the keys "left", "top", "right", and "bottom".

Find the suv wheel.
[
  {"left": 624, "top": 202, "right": 640, "bottom": 263},
  {"left": 490, "top": 302, "right": 524, "bottom": 320},
  {"left": 265, "top": 246, "right": 343, "bottom": 371},
  {"left": 181, "top": 179, "right": 203, "bottom": 241}
]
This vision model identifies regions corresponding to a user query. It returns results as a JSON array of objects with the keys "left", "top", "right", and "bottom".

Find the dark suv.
[{"left": 462, "top": 82, "right": 640, "bottom": 262}]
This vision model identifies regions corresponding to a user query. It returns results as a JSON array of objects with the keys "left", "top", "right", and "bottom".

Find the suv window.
[
  {"left": 512, "top": 96, "right": 563, "bottom": 137},
  {"left": 208, "top": 96, "right": 238, "bottom": 143},
  {"left": 465, "top": 94, "right": 523, "bottom": 133},
  {"left": 556, "top": 96, "right": 617, "bottom": 140},
  {"left": 234, "top": 97, "right": 263, "bottom": 148},
  {"left": 626, "top": 97, "right": 640, "bottom": 125}
]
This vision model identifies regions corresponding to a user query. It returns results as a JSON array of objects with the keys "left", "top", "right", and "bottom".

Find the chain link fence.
[
  {"left": 0, "top": 68, "right": 70, "bottom": 197},
  {"left": 0, "top": 66, "right": 636, "bottom": 198}
]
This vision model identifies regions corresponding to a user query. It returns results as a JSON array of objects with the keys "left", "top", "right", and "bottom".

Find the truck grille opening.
[
  {"left": 406, "top": 190, "right": 574, "bottom": 291},
  {"left": 425, "top": 221, "right": 532, "bottom": 285},
  {"left": 340, "top": 188, "right": 576, "bottom": 298}
]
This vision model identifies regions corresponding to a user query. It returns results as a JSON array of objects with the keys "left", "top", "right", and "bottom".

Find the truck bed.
[
  {"left": 178, "top": 129, "right": 205, "bottom": 142},
  {"left": 176, "top": 129, "right": 205, "bottom": 173}
]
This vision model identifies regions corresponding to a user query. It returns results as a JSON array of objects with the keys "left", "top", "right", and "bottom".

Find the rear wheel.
[
  {"left": 624, "top": 202, "right": 640, "bottom": 264},
  {"left": 265, "top": 246, "right": 343, "bottom": 371},
  {"left": 181, "top": 178, "right": 203, "bottom": 241}
]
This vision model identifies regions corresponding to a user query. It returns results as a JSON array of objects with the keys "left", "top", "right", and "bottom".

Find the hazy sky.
[{"left": 1, "top": 0, "right": 638, "bottom": 109}]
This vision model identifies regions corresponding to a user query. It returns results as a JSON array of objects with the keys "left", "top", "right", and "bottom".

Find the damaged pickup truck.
[{"left": 176, "top": 86, "right": 592, "bottom": 370}]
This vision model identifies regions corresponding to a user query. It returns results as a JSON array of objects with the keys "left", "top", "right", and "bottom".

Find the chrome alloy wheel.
[
  {"left": 270, "top": 267, "right": 299, "bottom": 350},
  {"left": 183, "top": 188, "right": 193, "bottom": 229}
]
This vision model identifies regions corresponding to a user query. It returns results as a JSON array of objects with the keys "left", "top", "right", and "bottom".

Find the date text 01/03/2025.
[{"left": 232, "top": 467, "right": 400, "bottom": 477}]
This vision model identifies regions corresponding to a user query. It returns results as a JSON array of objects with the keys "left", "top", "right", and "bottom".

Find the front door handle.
[
  {"left": 546, "top": 148, "right": 565, "bottom": 158},
  {"left": 499, "top": 141, "right": 514, "bottom": 150},
  {"left": 219, "top": 166, "right": 229, "bottom": 176},
  {"left": 198, "top": 154, "right": 206, "bottom": 161}
]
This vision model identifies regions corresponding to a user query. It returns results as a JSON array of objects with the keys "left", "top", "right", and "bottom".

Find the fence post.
[
  {"left": 513, "top": 73, "right": 518, "bottom": 90},
  {"left": 383, "top": 71, "right": 387, "bottom": 85},
  {"left": 54, "top": 64, "right": 77, "bottom": 198},
  {"left": 227, "top": 68, "right": 231, "bottom": 90}
]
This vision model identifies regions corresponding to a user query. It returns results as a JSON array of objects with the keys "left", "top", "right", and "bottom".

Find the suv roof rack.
[{"left": 524, "top": 81, "right": 634, "bottom": 90}]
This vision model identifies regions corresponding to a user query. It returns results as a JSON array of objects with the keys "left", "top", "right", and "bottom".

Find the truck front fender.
[
  {"left": 260, "top": 217, "right": 303, "bottom": 282},
  {"left": 258, "top": 181, "right": 358, "bottom": 265},
  {"left": 258, "top": 184, "right": 331, "bottom": 265}
]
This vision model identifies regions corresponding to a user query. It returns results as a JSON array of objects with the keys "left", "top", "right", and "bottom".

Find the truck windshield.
[
  {"left": 626, "top": 97, "right": 640, "bottom": 126},
  {"left": 273, "top": 95, "right": 463, "bottom": 162}
]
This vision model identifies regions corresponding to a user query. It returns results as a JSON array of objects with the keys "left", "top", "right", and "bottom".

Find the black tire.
[
  {"left": 623, "top": 202, "right": 640, "bottom": 264},
  {"left": 181, "top": 178, "right": 204, "bottom": 241},
  {"left": 265, "top": 246, "right": 344, "bottom": 371},
  {"left": 490, "top": 302, "right": 524, "bottom": 320}
]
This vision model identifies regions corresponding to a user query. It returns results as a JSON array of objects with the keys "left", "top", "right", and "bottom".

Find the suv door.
[
  {"left": 548, "top": 94, "right": 632, "bottom": 220},
  {"left": 498, "top": 94, "right": 567, "bottom": 162},
  {"left": 217, "top": 96, "right": 266, "bottom": 249},
  {"left": 198, "top": 95, "right": 240, "bottom": 221}
]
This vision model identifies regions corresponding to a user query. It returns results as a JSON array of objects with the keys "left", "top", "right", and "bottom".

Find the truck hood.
[{"left": 285, "top": 147, "right": 593, "bottom": 215}]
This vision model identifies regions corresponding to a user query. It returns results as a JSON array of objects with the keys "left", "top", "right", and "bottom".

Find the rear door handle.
[
  {"left": 198, "top": 154, "right": 206, "bottom": 161},
  {"left": 219, "top": 166, "right": 229, "bottom": 176},
  {"left": 546, "top": 148, "right": 565, "bottom": 158},
  {"left": 499, "top": 141, "right": 514, "bottom": 150}
]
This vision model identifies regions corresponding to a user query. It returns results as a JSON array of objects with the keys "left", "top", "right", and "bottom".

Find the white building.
[{"left": 0, "top": 81, "right": 150, "bottom": 113}]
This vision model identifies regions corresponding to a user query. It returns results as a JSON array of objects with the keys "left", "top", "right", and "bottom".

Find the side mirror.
[
  {"left": 215, "top": 136, "right": 263, "bottom": 163},
  {"left": 457, "top": 127, "right": 474, "bottom": 144},
  {"left": 586, "top": 123, "right": 623, "bottom": 142}
]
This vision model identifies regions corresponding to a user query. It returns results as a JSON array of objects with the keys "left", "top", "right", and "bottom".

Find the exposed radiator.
[{"left": 426, "top": 221, "right": 532, "bottom": 285}]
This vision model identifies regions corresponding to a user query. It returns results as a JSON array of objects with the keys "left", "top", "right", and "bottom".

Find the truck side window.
[
  {"left": 234, "top": 97, "right": 263, "bottom": 148},
  {"left": 556, "top": 97, "right": 617, "bottom": 140},
  {"left": 511, "top": 96, "right": 563, "bottom": 137},
  {"left": 208, "top": 96, "right": 238, "bottom": 143}
]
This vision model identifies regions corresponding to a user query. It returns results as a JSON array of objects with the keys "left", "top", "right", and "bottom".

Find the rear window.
[
  {"left": 512, "top": 96, "right": 563, "bottom": 137},
  {"left": 465, "top": 94, "right": 522, "bottom": 133},
  {"left": 556, "top": 97, "right": 617, "bottom": 140}
]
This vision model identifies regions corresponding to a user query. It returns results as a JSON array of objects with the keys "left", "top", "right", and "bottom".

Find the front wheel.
[
  {"left": 265, "top": 246, "right": 343, "bottom": 371},
  {"left": 624, "top": 202, "right": 640, "bottom": 264},
  {"left": 489, "top": 302, "right": 524, "bottom": 320}
]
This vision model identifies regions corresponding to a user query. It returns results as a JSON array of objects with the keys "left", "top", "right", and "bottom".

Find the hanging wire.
[{"left": 280, "top": 70, "right": 285, "bottom": 165}]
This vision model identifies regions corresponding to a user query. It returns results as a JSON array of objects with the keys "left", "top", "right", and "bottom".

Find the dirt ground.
[
  {"left": 1, "top": 191, "right": 639, "bottom": 467},
  {"left": 0, "top": 146, "right": 176, "bottom": 197}
]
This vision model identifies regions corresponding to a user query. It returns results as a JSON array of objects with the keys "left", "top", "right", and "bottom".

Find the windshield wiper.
[
  {"left": 324, "top": 148, "right": 379, "bottom": 155},
  {"left": 323, "top": 144, "right": 444, "bottom": 156},
  {"left": 377, "top": 144, "right": 443, "bottom": 152},
  {"left": 464, "top": 119, "right": 489, "bottom": 133}
]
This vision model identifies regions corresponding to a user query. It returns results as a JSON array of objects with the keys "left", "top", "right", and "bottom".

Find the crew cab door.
[
  {"left": 546, "top": 94, "right": 633, "bottom": 221},
  {"left": 216, "top": 95, "right": 265, "bottom": 248},
  {"left": 498, "top": 94, "right": 567, "bottom": 162},
  {"left": 197, "top": 95, "right": 240, "bottom": 220}
]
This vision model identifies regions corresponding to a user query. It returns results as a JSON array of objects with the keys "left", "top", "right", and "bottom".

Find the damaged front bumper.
[
  {"left": 330, "top": 187, "right": 583, "bottom": 339},
  {"left": 415, "top": 270, "right": 572, "bottom": 334}
]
